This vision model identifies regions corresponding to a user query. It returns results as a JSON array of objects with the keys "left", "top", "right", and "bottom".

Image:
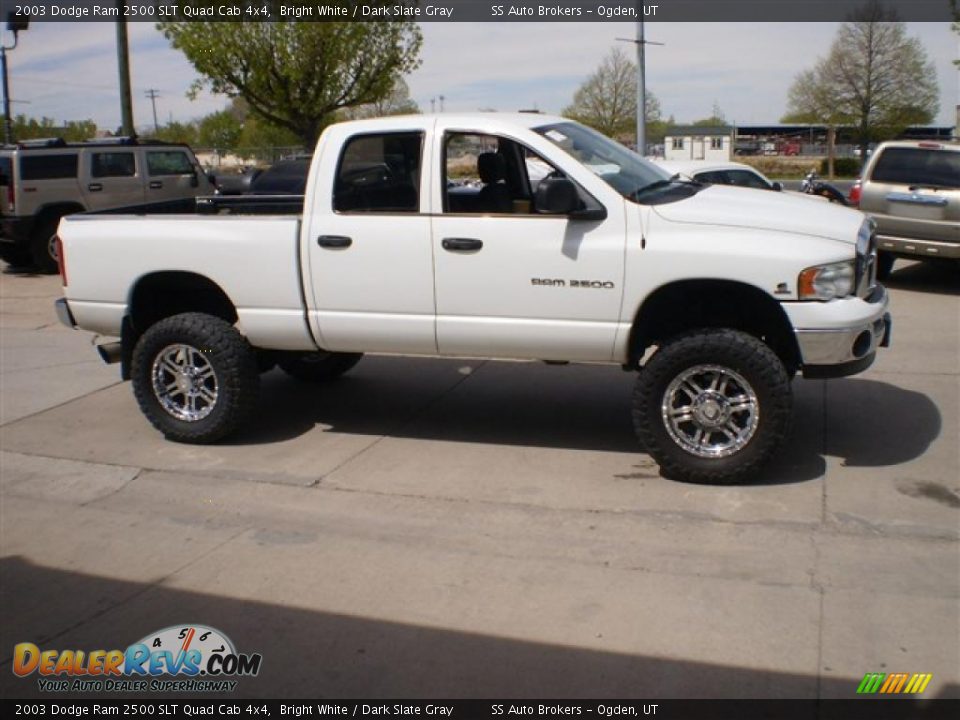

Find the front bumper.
[{"left": 787, "top": 285, "right": 891, "bottom": 379}]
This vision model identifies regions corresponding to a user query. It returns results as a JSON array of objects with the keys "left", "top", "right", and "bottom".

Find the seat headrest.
[{"left": 477, "top": 152, "right": 507, "bottom": 184}]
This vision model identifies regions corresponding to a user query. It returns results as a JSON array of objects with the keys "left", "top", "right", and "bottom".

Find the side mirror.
[
  {"left": 535, "top": 176, "right": 579, "bottom": 215},
  {"left": 771, "top": 181, "right": 783, "bottom": 192}
]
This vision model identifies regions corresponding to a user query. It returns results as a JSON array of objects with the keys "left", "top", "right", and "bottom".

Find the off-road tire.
[
  {"left": 31, "top": 215, "right": 62, "bottom": 274},
  {"left": 633, "top": 329, "right": 792, "bottom": 484},
  {"left": 278, "top": 351, "right": 363, "bottom": 382},
  {"left": 132, "top": 313, "right": 259, "bottom": 443},
  {"left": 876, "top": 251, "right": 895, "bottom": 282}
]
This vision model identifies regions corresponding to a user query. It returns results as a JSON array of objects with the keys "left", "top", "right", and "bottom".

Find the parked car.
[
  {"left": 0, "top": 137, "right": 212, "bottom": 272},
  {"left": 848, "top": 140, "right": 959, "bottom": 279},
  {"left": 655, "top": 160, "right": 785, "bottom": 192},
  {"left": 54, "top": 113, "right": 890, "bottom": 484},
  {"left": 247, "top": 158, "right": 310, "bottom": 195},
  {"left": 212, "top": 167, "right": 262, "bottom": 195}
]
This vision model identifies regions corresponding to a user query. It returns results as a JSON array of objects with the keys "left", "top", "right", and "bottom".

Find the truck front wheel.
[
  {"left": 131, "top": 313, "right": 259, "bottom": 443},
  {"left": 278, "top": 351, "right": 363, "bottom": 382},
  {"left": 633, "top": 329, "right": 792, "bottom": 484}
]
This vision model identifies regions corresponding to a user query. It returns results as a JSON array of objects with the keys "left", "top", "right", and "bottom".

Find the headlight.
[{"left": 798, "top": 260, "right": 856, "bottom": 301}]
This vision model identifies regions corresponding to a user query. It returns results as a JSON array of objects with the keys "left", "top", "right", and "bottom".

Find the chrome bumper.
[
  {"left": 794, "top": 286, "right": 891, "bottom": 377},
  {"left": 877, "top": 234, "right": 960, "bottom": 260},
  {"left": 54, "top": 298, "right": 76, "bottom": 329}
]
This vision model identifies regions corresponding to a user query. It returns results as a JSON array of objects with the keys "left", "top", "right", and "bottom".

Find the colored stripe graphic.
[
  {"left": 857, "top": 673, "right": 885, "bottom": 694},
  {"left": 857, "top": 672, "right": 932, "bottom": 694}
]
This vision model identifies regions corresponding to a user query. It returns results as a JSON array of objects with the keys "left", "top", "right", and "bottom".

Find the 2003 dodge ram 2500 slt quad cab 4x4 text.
[{"left": 54, "top": 114, "right": 891, "bottom": 484}]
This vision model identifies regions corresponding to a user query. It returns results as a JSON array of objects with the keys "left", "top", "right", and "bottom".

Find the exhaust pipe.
[{"left": 96, "top": 342, "right": 123, "bottom": 365}]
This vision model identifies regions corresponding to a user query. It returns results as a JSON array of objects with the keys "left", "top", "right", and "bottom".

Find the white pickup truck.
[{"left": 54, "top": 113, "right": 891, "bottom": 484}]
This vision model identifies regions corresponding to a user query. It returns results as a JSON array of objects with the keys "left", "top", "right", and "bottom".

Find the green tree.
[
  {"left": 562, "top": 48, "right": 662, "bottom": 143},
  {"left": 158, "top": 6, "right": 422, "bottom": 148},
  {"left": 782, "top": 1, "right": 938, "bottom": 162},
  {"left": 197, "top": 110, "right": 242, "bottom": 154},
  {"left": 236, "top": 115, "right": 304, "bottom": 162},
  {"left": 12, "top": 116, "right": 97, "bottom": 142},
  {"left": 151, "top": 120, "right": 199, "bottom": 145}
]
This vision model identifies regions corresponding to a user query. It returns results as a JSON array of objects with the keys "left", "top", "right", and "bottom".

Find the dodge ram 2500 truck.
[{"left": 54, "top": 114, "right": 891, "bottom": 484}]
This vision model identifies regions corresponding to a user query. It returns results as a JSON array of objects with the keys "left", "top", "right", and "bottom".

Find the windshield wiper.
[{"left": 631, "top": 176, "right": 702, "bottom": 199}]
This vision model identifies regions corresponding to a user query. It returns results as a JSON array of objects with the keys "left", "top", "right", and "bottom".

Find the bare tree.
[
  {"left": 782, "top": 1, "right": 938, "bottom": 163},
  {"left": 563, "top": 48, "right": 662, "bottom": 141}
]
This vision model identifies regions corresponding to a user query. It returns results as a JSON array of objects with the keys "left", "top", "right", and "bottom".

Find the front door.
[{"left": 431, "top": 131, "right": 627, "bottom": 362}]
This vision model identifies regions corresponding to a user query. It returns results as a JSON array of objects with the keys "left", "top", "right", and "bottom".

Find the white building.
[{"left": 664, "top": 126, "right": 734, "bottom": 161}]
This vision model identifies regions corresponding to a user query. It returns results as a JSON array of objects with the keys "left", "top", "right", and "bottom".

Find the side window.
[
  {"left": 333, "top": 132, "right": 422, "bottom": 213},
  {"left": 147, "top": 151, "right": 194, "bottom": 176},
  {"left": 91, "top": 152, "right": 136, "bottom": 179},
  {"left": 20, "top": 154, "right": 79, "bottom": 180},
  {"left": 445, "top": 132, "right": 563, "bottom": 215},
  {"left": 727, "top": 170, "right": 770, "bottom": 190},
  {"left": 694, "top": 170, "right": 728, "bottom": 185}
]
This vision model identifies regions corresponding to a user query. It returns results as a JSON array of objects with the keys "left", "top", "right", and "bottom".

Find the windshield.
[{"left": 533, "top": 121, "right": 674, "bottom": 201}]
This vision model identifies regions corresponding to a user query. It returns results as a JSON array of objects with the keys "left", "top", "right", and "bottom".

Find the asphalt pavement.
[{"left": 1, "top": 260, "right": 957, "bottom": 700}]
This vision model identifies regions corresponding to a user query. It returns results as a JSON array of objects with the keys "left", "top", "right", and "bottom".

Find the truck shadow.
[
  {"left": 883, "top": 260, "right": 959, "bottom": 296},
  {"left": 227, "top": 358, "right": 941, "bottom": 487},
  {"left": 4, "top": 556, "right": 959, "bottom": 702}
]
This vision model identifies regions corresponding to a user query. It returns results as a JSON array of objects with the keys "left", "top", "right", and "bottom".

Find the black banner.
[
  {"left": 3, "top": 699, "right": 960, "bottom": 720},
  {"left": 0, "top": 0, "right": 955, "bottom": 23}
]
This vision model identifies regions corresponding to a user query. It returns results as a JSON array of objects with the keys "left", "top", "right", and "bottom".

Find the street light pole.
[
  {"left": 617, "top": 8, "right": 662, "bottom": 156},
  {"left": 2, "top": 13, "right": 28, "bottom": 145}
]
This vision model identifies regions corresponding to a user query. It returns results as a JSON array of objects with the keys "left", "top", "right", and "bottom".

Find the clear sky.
[{"left": 4, "top": 22, "right": 958, "bottom": 133}]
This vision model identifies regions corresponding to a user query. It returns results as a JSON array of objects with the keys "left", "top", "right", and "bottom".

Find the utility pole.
[
  {"left": 438, "top": 95, "right": 445, "bottom": 112},
  {"left": 617, "top": 6, "right": 662, "bottom": 155},
  {"left": 145, "top": 89, "right": 160, "bottom": 134},
  {"left": 115, "top": 7, "right": 135, "bottom": 138}
]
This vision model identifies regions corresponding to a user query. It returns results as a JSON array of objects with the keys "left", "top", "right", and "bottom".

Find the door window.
[
  {"left": 333, "top": 132, "right": 422, "bottom": 213},
  {"left": 146, "top": 151, "right": 194, "bottom": 176},
  {"left": 91, "top": 152, "right": 136, "bottom": 178}
]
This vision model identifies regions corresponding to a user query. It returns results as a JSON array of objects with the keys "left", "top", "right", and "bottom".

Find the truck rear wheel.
[
  {"left": 278, "top": 351, "right": 363, "bottom": 382},
  {"left": 632, "top": 329, "right": 792, "bottom": 484},
  {"left": 131, "top": 313, "right": 259, "bottom": 443}
]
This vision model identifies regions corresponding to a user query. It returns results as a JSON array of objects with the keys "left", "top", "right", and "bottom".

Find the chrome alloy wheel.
[
  {"left": 151, "top": 344, "right": 219, "bottom": 422},
  {"left": 661, "top": 364, "right": 760, "bottom": 458}
]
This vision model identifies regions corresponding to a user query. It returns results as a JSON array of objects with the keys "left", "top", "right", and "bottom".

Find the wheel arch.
[
  {"left": 35, "top": 202, "right": 87, "bottom": 229},
  {"left": 627, "top": 279, "right": 801, "bottom": 373},
  {"left": 121, "top": 271, "right": 239, "bottom": 380}
]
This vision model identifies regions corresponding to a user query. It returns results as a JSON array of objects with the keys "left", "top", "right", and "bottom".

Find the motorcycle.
[{"left": 800, "top": 170, "right": 850, "bottom": 206}]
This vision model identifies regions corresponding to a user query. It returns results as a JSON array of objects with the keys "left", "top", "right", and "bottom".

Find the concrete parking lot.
[{"left": 1, "top": 261, "right": 957, "bottom": 700}]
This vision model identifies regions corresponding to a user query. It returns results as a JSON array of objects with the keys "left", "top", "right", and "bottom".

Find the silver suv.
[
  {"left": 852, "top": 140, "right": 960, "bottom": 279},
  {"left": 0, "top": 138, "right": 212, "bottom": 272}
]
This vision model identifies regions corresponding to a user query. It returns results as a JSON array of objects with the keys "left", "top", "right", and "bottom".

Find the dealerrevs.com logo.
[{"left": 12, "top": 624, "right": 262, "bottom": 693}]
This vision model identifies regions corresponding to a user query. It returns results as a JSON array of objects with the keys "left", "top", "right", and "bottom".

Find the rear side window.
[
  {"left": 92, "top": 152, "right": 136, "bottom": 178},
  {"left": 870, "top": 148, "right": 960, "bottom": 189},
  {"left": 334, "top": 132, "right": 422, "bottom": 213},
  {"left": 0, "top": 157, "right": 11, "bottom": 185},
  {"left": 20, "top": 154, "right": 78, "bottom": 180},
  {"left": 146, "top": 151, "right": 194, "bottom": 176}
]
